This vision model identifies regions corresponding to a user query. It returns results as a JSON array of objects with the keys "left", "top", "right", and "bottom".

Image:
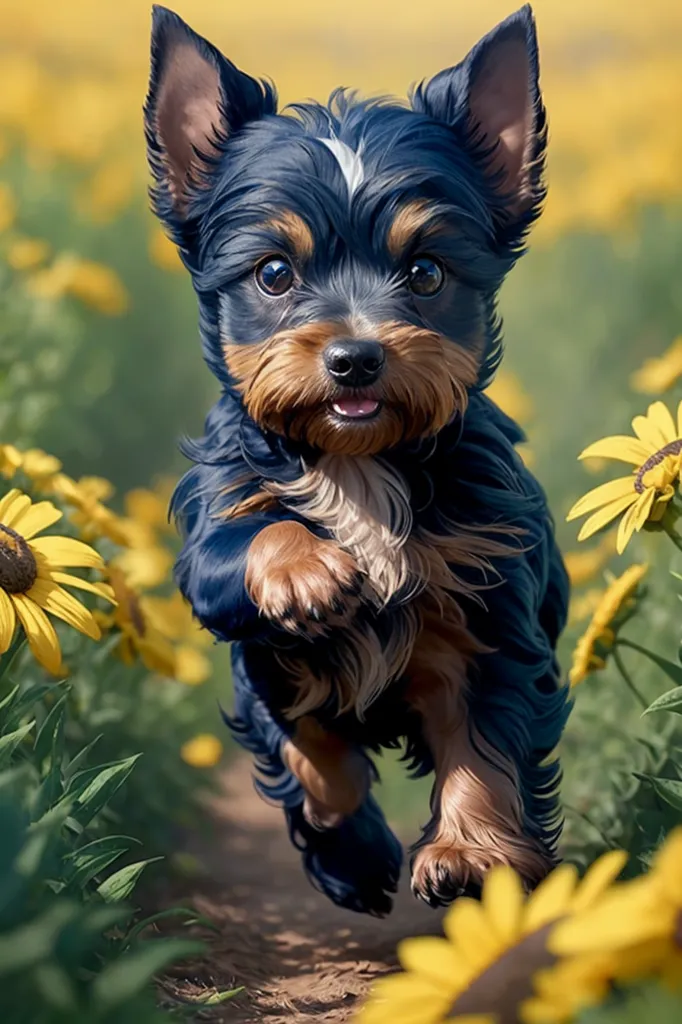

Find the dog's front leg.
[
  {"left": 407, "top": 611, "right": 553, "bottom": 907},
  {"left": 245, "top": 521, "right": 363, "bottom": 638}
]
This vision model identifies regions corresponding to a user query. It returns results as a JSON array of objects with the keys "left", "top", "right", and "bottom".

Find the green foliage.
[{"left": 578, "top": 985, "right": 682, "bottom": 1024}]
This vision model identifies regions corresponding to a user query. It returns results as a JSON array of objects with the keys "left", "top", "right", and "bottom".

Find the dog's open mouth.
[{"left": 330, "top": 397, "right": 381, "bottom": 420}]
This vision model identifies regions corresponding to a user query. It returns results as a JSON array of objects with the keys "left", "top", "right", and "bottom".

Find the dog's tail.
[{"left": 224, "top": 644, "right": 403, "bottom": 916}]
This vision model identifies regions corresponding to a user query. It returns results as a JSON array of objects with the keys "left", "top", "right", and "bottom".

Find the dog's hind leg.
[{"left": 407, "top": 605, "right": 553, "bottom": 908}]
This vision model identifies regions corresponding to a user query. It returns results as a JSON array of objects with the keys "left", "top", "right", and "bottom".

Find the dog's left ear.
[
  {"left": 144, "top": 6, "right": 276, "bottom": 221},
  {"left": 412, "top": 4, "right": 545, "bottom": 235}
]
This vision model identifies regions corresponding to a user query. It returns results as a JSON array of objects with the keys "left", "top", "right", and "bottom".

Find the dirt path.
[{"left": 163, "top": 757, "right": 445, "bottom": 1022}]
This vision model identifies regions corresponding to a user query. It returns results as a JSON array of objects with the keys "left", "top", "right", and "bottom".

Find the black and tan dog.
[{"left": 145, "top": 3, "right": 570, "bottom": 916}]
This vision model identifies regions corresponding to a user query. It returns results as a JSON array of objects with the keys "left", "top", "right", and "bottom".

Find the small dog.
[{"left": 145, "top": 3, "right": 569, "bottom": 915}]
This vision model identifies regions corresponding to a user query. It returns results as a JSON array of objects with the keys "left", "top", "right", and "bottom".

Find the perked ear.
[
  {"left": 144, "top": 6, "right": 276, "bottom": 218},
  {"left": 412, "top": 5, "right": 546, "bottom": 233}
]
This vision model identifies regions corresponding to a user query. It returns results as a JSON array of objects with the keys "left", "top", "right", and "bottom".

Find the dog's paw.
[
  {"left": 410, "top": 839, "right": 551, "bottom": 908},
  {"left": 246, "top": 521, "right": 363, "bottom": 637}
]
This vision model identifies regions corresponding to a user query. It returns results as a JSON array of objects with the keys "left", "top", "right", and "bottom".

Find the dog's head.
[{"left": 145, "top": 5, "right": 546, "bottom": 457}]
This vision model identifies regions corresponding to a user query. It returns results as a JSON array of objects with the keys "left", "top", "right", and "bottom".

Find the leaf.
[
  {"left": 33, "top": 962, "right": 77, "bottom": 1012},
  {"left": 0, "top": 720, "right": 35, "bottom": 766},
  {"left": 2, "top": 684, "right": 58, "bottom": 733},
  {"left": 91, "top": 939, "right": 204, "bottom": 1009},
  {"left": 636, "top": 774, "right": 682, "bottom": 812},
  {"left": 65, "top": 835, "right": 139, "bottom": 890},
  {"left": 125, "top": 907, "right": 221, "bottom": 946},
  {"left": 0, "top": 903, "right": 80, "bottom": 975},
  {"left": 184, "top": 987, "right": 245, "bottom": 1006},
  {"left": 71, "top": 754, "right": 141, "bottom": 827},
  {"left": 31, "top": 762, "right": 64, "bottom": 820},
  {"left": 62, "top": 734, "right": 102, "bottom": 783},
  {"left": 96, "top": 857, "right": 163, "bottom": 903},
  {"left": 34, "top": 693, "right": 68, "bottom": 764},
  {"left": 0, "top": 684, "right": 20, "bottom": 714},
  {"left": 643, "top": 686, "right": 682, "bottom": 716},
  {"left": 619, "top": 640, "right": 682, "bottom": 687}
]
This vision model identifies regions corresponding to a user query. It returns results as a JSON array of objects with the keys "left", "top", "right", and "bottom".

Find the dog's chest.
[{"left": 272, "top": 454, "right": 414, "bottom": 605}]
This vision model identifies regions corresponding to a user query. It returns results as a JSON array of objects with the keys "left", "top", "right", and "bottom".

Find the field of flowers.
[{"left": 1, "top": 0, "right": 682, "bottom": 1021}]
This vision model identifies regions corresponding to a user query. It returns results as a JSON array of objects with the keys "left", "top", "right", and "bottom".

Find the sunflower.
[
  {"left": 0, "top": 488, "right": 114, "bottom": 674},
  {"left": 357, "top": 851, "right": 628, "bottom": 1024},
  {"left": 567, "top": 401, "right": 682, "bottom": 553},
  {"left": 98, "top": 567, "right": 176, "bottom": 677},
  {"left": 143, "top": 591, "right": 212, "bottom": 685},
  {"left": 50, "top": 473, "right": 134, "bottom": 546},
  {"left": 0, "top": 444, "right": 22, "bottom": 479},
  {"left": 180, "top": 734, "right": 224, "bottom": 768},
  {"left": 569, "top": 564, "right": 647, "bottom": 687},
  {"left": 563, "top": 532, "right": 615, "bottom": 588},
  {"left": 550, "top": 828, "right": 682, "bottom": 991},
  {"left": 630, "top": 336, "right": 682, "bottom": 395}
]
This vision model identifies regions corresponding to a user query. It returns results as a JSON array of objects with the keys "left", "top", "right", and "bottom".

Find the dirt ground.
[{"left": 162, "top": 756, "right": 445, "bottom": 1023}]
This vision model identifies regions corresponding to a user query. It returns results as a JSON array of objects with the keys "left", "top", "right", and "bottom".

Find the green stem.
[
  {"left": 612, "top": 645, "right": 649, "bottom": 711},
  {"left": 661, "top": 511, "right": 682, "bottom": 552}
]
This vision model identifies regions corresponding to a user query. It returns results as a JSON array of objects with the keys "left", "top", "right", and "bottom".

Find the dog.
[{"left": 145, "top": 3, "right": 570, "bottom": 916}]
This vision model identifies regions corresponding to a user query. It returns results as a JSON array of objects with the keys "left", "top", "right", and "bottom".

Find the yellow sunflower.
[
  {"left": 0, "top": 444, "right": 22, "bottom": 479},
  {"left": 569, "top": 564, "right": 648, "bottom": 687},
  {"left": 357, "top": 851, "right": 628, "bottom": 1024},
  {"left": 550, "top": 827, "right": 682, "bottom": 991},
  {"left": 180, "top": 734, "right": 224, "bottom": 768},
  {"left": 630, "top": 336, "right": 682, "bottom": 395},
  {"left": 563, "top": 532, "right": 615, "bottom": 588},
  {"left": 567, "top": 400, "right": 682, "bottom": 553},
  {"left": 50, "top": 473, "right": 134, "bottom": 547},
  {"left": 0, "top": 488, "right": 114, "bottom": 674},
  {"left": 98, "top": 567, "right": 176, "bottom": 678},
  {"left": 143, "top": 591, "right": 212, "bottom": 685}
]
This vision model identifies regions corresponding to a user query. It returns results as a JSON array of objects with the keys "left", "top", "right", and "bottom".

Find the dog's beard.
[{"left": 223, "top": 321, "right": 481, "bottom": 456}]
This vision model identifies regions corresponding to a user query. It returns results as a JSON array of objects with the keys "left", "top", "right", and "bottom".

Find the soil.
[{"left": 160, "top": 756, "right": 445, "bottom": 1023}]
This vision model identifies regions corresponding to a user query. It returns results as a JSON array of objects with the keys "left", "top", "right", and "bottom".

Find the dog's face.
[{"left": 146, "top": 5, "right": 546, "bottom": 456}]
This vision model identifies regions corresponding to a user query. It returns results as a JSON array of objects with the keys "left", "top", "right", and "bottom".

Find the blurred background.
[{"left": 1, "top": 0, "right": 682, "bottom": 843}]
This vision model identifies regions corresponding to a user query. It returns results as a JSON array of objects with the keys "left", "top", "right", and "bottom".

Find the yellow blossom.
[
  {"left": 486, "top": 371, "right": 534, "bottom": 426},
  {"left": 0, "top": 183, "right": 16, "bottom": 232},
  {"left": 5, "top": 236, "right": 51, "bottom": 271},
  {"left": 569, "top": 564, "right": 648, "bottom": 686},
  {"left": 563, "top": 532, "right": 615, "bottom": 587},
  {"left": 148, "top": 227, "right": 183, "bottom": 273},
  {"left": 0, "top": 445, "right": 23, "bottom": 479},
  {"left": 180, "top": 734, "right": 224, "bottom": 768},
  {"left": 98, "top": 566, "right": 176, "bottom": 677},
  {"left": 567, "top": 401, "right": 682, "bottom": 553},
  {"left": 631, "top": 336, "right": 682, "bottom": 395},
  {"left": 28, "top": 253, "right": 129, "bottom": 315}
]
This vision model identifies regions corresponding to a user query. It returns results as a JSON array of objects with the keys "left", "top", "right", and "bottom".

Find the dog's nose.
[{"left": 323, "top": 339, "right": 385, "bottom": 387}]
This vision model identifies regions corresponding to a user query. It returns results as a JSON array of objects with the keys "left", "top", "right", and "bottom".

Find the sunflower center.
[
  {"left": 635, "top": 439, "right": 682, "bottom": 493},
  {"left": 447, "top": 923, "right": 555, "bottom": 1024},
  {"left": 0, "top": 523, "right": 38, "bottom": 594}
]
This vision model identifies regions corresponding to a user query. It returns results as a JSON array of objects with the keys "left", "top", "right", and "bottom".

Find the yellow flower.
[
  {"left": 567, "top": 588, "right": 602, "bottom": 627},
  {"left": 563, "top": 532, "right": 615, "bottom": 587},
  {"left": 50, "top": 474, "right": 132, "bottom": 547},
  {"left": 173, "top": 644, "right": 212, "bottom": 686},
  {"left": 124, "top": 481, "right": 175, "bottom": 534},
  {"left": 5, "top": 236, "right": 51, "bottom": 271},
  {"left": 180, "top": 734, "right": 224, "bottom": 768},
  {"left": 28, "top": 254, "right": 129, "bottom": 315},
  {"left": 0, "top": 445, "right": 23, "bottom": 479},
  {"left": 631, "top": 336, "right": 682, "bottom": 395},
  {"left": 0, "top": 488, "right": 114, "bottom": 675},
  {"left": 0, "top": 183, "right": 16, "bottom": 232},
  {"left": 148, "top": 227, "right": 183, "bottom": 273},
  {"left": 99, "top": 567, "right": 176, "bottom": 678},
  {"left": 550, "top": 828, "right": 682, "bottom": 991},
  {"left": 111, "top": 542, "right": 172, "bottom": 589},
  {"left": 569, "top": 564, "right": 647, "bottom": 687},
  {"left": 358, "top": 851, "right": 628, "bottom": 1024},
  {"left": 77, "top": 158, "right": 135, "bottom": 223},
  {"left": 486, "top": 371, "right": 534, "bottom": 426},
  {"left": 20, "top": 448, "right": 63, "bottom": 483},
  {"left": 567, "top": 401, "right": 682, "bottom": 553},
  {"left": 143, "top": 592, "right": 212, "bottom": 685}
]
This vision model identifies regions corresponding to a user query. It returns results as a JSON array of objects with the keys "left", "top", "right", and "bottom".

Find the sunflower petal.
[
  {"left": 647, "top": 401, "right": 677, "bottom": 444},
  {"left": 483, "top": 864, "right": 524, "bottom": 944},
  {"left": 397, "top": 936, "right": 465, "bottom": 988},
  {"left": 25, "top": 578, "right": 101, "bottom": 641},
  {"left": 632, "top": 412, "right": 667, "bottom": 449},
  {"left": 0, "top": 492, "right": 32, "bottom": 529},
  {"left": 571, "top": 850, "right": 628, "bottom": 912},
  {"left": 443, "top": 897, "right": 503, "bottom": 970},
  {"left": 29, "top": 535, "right": 104, "bottom": 569},
  {"left": 616, "top": 495, "right": 646, "bottom": 554},
  {"left": 522, "top": 863, "right": 578, "bottom": 934},
  {"left": 578, "top": 436, "right": 651, "bottom": 465},
  {"left": 10, "top": 593, "right": 63, "bottom": 675},
  {"left": 12, "top": 500, "right": 62, "bottom": 539},
  {"left": 0, "top": 588, "right": 17, "bottom": 654},
  {"left": 46, "top": 571, "right": 116, "bottom": 604},
  {"left": 566, "top": 477, "right": 635, "bottom": 520},
  {"left": 358, "top": 974, "right": 451, "bottom": 1024},
  {"left": 0, "top": 489, "right": 22, "bottom": 522},
  {"left": 631, "top": 486, "right": 656, "bottom": 531},
  {"left": 576, "top": 494, "right": 637, "bottom": 542},
  {"left": 550, "top": 884, "right": 667, "bottom": 956}
]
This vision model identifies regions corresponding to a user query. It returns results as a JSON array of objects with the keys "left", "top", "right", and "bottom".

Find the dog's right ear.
[{"left": 144, "top": 6, "right": 276, "bottom": 221}]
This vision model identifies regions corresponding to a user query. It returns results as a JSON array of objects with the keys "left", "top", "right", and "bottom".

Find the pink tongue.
[{"left": 332, "top": 398, "right": 379, "bottom": 418}]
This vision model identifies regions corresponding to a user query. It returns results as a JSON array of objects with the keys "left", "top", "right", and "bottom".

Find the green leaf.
[
  {"left": 62, "top": 734, "right": 102, "bottom": 783},
  {"left": 125, "top": 907, "right": 221, "bottom": 946},
  {"left": 636, "top": 774, "right": 682, "bottom": 812},
  {"left": 71, "top": 754, "right": 141, "bottom": 827},
  {"left": 618, "top": 640, "right": 682, "bottom": 687},
  {"left": 31, "top": 761, "right": 64, "bottom": 820},
  {"left": 643, "top": 686, "right": 682, "bottom": 716},
  {"left": 0, "top": 684, "right": 20, "bottom": 714},
  {"left": 0, "top": 720, "right": 35, "bottom": 766},
  {"left": 91, "top": 939, "right": 204, "bottom": 1009},
  {"left": 97, "top": 857, "right": 163, "bottom": 903},
  {"left": 0, "top": 903, "right": 80, "bottom": 975},
  {"left": 2, "top": 684, "right": 58, "bottom": 733},
  {"left": 65, "top": 835, "right": 139, "bottom": 890},
  {"left": 183, "top": 987, "right": 245, "bottom": 1006},
  {"left": 34, "top": 693, "right": 68, "bottom": 764},
  {"left": 33, "top": 962, "right": 78, "bottom": 1012}
]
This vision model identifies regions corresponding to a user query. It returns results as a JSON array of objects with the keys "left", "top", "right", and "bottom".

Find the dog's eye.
[
  {"left": 255, "top": 257, "right": 294, "bottom": 296},
  {"left": 407, "top": 256, "right": 445, "bottom": 297}
]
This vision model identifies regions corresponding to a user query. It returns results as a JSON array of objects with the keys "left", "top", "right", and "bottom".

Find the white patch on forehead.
[{"left": 319, "top": 137, "right": 365, "bottom": 197}]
